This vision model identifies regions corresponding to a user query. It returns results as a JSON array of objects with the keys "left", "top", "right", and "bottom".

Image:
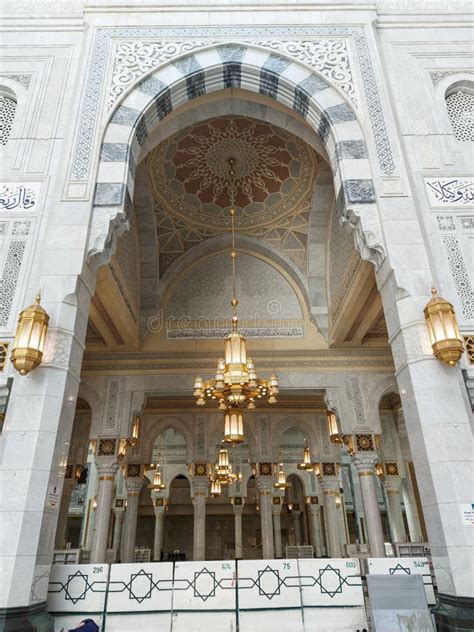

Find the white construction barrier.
[
  {"left": 47, "top": 563, "right": 108, "bottom": 632},
  {"left": 46, "top": 558, "right": 368, "bottom": 631},
  {"left": 299, "top": 558, "right": 368, "bottom": 631},
  {"left": 106, "top": 562, "right": 173, "bottom": 631},
  {"left": 367, "top": 557, "right": 435, "bottom": 605}
]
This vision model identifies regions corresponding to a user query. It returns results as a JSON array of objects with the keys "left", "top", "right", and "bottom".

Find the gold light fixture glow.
[
  {"left": 10, "top": 293, "right": 49, "bottom": 375},
  {"left": 130, "top": 415, "right": 140, "bottom": 444},
  {"left": 273, "top": 463, "right": 291, "bottom": 490},
  {"left": 148, "top": 463, "right": 166, "bottom": 491},
  {"left": 298, "top": 438, "right": 317, "bottom": 472},
  {"left": 327, "top": 410, "right": 343, "bottom": 444},
  {"left": 223, "top": 409, "right": 244, "bottom": 445},
  {"left": 210, "top": 477, "right": 222, "bottom": 497},
  {"left": 213, "top": 448, "right": 241, "bottom": 485},
  {"left": 193, "top": 158, "right": 279, "bottom": 445},
  {"left": 424, "top": 288, "right": 464, "bottom": 366}
]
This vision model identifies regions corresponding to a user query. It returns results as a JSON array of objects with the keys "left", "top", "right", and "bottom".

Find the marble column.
[
  {"left": 402, "top": 478, "right": 423, "bottom": 542},
  {"left": 193, "top": 479, "right": 208, "bottom": 561},
  {"left": 292, "top": 510, "right": 302, "bottom": 545},
  {"left": 272, "top": 499, "right": 283, "bottom": 558},
  {"left": 55, "top": 478, "right": 75, "bottom": 549},
  {"left": 308, "top": 503, "right": 323, "bottom": 557},
  {"left": 232, "top": 499, "right": 244, "bottom": 559},
  {"left": 90, "top": 461, "right": 118, "bottom": 564},
  {"left": 153, "top": 500, "right": 166, "bottom": 562},
  {"left": 112, "top": 507, "right": 125, "bottom": 560},
  {"left": 352, "top": 456, "right": 385, "bottom": 557},
  {"left": 320, "top": 478, "right": 343, "bottom": 557},
  {"left": 378, "top": 264, "right": 473, "bottom": 615},
  {"left": 257, "top": 478, "right": 275, "bottom": 559},
  {"left": 122, "top": 478, "right": 144, "bottom": 563},
  {"left": 383, "top": 476, "right": 407, "bottom": 544}
]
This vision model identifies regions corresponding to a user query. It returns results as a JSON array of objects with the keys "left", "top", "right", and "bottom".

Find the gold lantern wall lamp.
[
  {"left": 423, "top": 288, "right": 464, "bottom": 366},
  {"left": 10, "top": 293, "right": 49, "bottom": 375}
]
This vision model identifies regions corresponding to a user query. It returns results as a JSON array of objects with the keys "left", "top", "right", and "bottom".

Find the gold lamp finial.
[
  {"left": 10, "top": 291, "right": 49, "bottom": 375},
  {"left": 424, "top": 286, "right": 464, "bottom": 366}
]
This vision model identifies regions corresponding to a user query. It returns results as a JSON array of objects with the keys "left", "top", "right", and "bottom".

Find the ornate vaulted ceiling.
[{"left": 146, "top": 116, "right": 319, "bottom": 273}]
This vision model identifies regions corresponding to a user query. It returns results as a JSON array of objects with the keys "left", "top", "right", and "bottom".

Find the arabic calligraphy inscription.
[
  {"left": 0, "top": 182, "right": 41, "bottom": 212},
  {"left": 425, "top": 177, "right": 474, "bottom": 208}
]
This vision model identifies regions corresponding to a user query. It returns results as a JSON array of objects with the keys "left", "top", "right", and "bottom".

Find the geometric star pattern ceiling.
[{"left": 146, "top": 116, "right": 319, "bottom": 274}]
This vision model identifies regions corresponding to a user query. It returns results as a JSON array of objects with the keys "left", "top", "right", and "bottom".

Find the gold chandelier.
[
  {"left": 297, "top": 438, "right": 319, "bottom": 473},
  {"left": 148, "top": 463, "right": 166, "bottom": 491},
  {"left": 193, "top": 158, "right": 279, "bottom": 444},
  {"left": 212, "top": 448, "right": 241, "bottom": 486},
  {"left": 273, "top": 462, "right": 291, "bottom": 490}
]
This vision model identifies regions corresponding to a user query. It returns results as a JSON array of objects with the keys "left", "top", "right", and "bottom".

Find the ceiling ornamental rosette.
[{"left": 147, "top": 116, "right": 319, "bottom": 273}]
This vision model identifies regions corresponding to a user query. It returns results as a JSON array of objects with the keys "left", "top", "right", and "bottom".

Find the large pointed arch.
[{"left": 88, "top": 43, "right": 384, "bottom": 270}]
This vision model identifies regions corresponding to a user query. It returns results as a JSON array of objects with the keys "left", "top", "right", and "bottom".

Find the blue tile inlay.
[
  {"left": 298, "top": 74, "right": 328, "bottom": 95},
  {"left": 293, "top": 88, "right": 309, "bottom": 118},
  {"left": 94, "top": 183, "right": 125, "bottom": 206},
  {"left": 155, "top": 90, "right": 173, "bottom": 121},
  {"left": 135, "top": 117, "right": 148, "bottom": 146},
  {"left": 217, "top": 44, "right": 247, "bottom": 63},
  {"left": 174, "top": 55, "right": 202, "bottom": 76},
  {"left": 223, "top": 62, "right": 242, "bottom": 88},
  {"left": 336, "top": 140, "right": 368, "bottom": 161},
  {"left": 262, "top": 53, "right": 291, "bottom": 74},
  {"left": 100, "top": 143, "right": 128, "bottom": 162},
  {"left": 259, "top": 70, "right": 279, "bottom": 99},
  {"left": 137, "top": 75, "right": 167, "bottom": 97},
  {"left": 186, "top": 71, "right": 206, "bottom": 100},
  {"left": 343, "top": 179, "right": 376, "bottom": 204},
  {"left": 325, "top": 103, "right": 356, "bottom": 124},
  {"left": 318, "top": 113, "right": 331, "bottom": 142},
  {"left": 110, "top": 106, "right": 140, "bottom": 126}
]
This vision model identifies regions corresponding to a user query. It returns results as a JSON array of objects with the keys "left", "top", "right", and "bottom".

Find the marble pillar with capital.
[
  {"left": 231, "top": 497, "right": 245, "bottom": 559},
  {"left": 112, "top": 498, "right": 125, "bottom": 561},
  {"left": 382, "top": 475, "right": 407, "bottom": 544},
  {"left": 192, "top": 477, "right": 208, "bottom": 561},
  {"left": 257, "top": 476, "right": 275, "bottom": 559},
  {"left": 319, "top": 477, "right": 343, "bottom": 558},
  {"left": 122, "top": 477, "right": 144, "bottom": 563},
  {"left": 90, "top": 460, "right": 118, "bottom": 564},
  {"left": 307, "top": 500, "right": 323, "bottom": 557},
  {"left": 351, "top": 452, "right": 385, "bottom": 557},
  {"left": 152, "top": 496, "right": 167, "bottom": 561},
  {"left": 272, "top": 497, "right": 283, "bottom": 558},
  {"left": 55, "top": 477, "right": 76, "bottom": 549}
]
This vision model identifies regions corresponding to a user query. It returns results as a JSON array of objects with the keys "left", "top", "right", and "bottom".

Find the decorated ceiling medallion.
[{"left": 148, "top": 116, "right": 316, "bottom": 231}]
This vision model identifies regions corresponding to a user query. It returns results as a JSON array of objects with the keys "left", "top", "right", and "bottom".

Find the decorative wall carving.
[
  {"left": 0, "top": 74, "right": 32, "bottom": 90},
  {"left": 0, "top": 342, "right": 8, "bottom": 371},
  {"left": 70, "top": 26, "right": 395, "bottom": 185},
  {"left": 0, "top": 240, "right": 26, "bottom": 327},
  {"left": 97, "top": 438, "right": 116, "bottom": 456},
  {"left": 430, "top": 69, "right": 474, "bottom": 87},
  {"left": 350, "top": 377, "right": 366, "bottom": 426},
  {"left": 442, "top": 234, "right": 474, "bottom": 319},
  {"left": 104, "top": 380, "right": 120, "bottom": 430}
]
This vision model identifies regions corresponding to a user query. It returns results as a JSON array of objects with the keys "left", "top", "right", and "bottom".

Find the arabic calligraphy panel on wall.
[{"left": 425, "top": 177, "right": 474, "bottom": 208}]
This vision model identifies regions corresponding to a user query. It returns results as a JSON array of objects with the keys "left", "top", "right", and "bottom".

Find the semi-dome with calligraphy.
[{"left": 147, "top": 116, "right": 316, "bottom": 231}]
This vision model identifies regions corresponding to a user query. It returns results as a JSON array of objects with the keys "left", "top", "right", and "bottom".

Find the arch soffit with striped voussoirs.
[{"left": 89, "top": 42, "right": 385, "bottom": 274}]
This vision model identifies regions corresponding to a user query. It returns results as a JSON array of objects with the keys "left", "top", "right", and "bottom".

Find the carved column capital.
[
  {"left": 351, "top": 453, "right": 379, "bottom": 475},
  {"left": 95, "top": 460, "right": 119, "bottom": 479},
  {"left": 382, "top": 475, "right": 403, "bottom": 493},
  {"left": 124, "top": 477, "right": 144, "bottom": 496}
]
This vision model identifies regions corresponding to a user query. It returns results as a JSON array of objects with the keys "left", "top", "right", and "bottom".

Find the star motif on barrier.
[
  {"left": 190, "top": 568, "right": 219, "bottom": 601},
  {"left": 62, "top": 571, "right": 93, "bottom": 604},
  {"left": 255, "top": 566, "right": 284, "bottom": 599},
  {"left": 315, "top": 564, "right": 348, "bottom": 598},
  {"left": 125, "top": 569, "right": 155, "bottom": 603},
  {"left": 389, "top": 564, "right": 411, "bottom": 575}
]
